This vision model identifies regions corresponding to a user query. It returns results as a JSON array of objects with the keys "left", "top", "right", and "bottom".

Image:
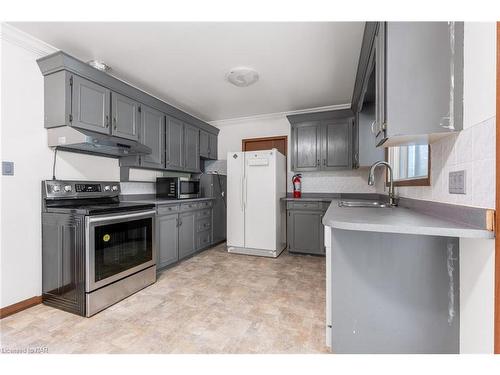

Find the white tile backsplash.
[
  {"left": 385, "top": 117, "right": 495, "bottom": 209},
  {"left": 295, "top": 167, "right": 377, "bottom": 194},
  {"left": 120, "top": 182, "right": 156, "bottom": 195}
]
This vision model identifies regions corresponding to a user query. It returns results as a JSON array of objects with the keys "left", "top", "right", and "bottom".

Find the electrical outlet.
[
  {"left": 449, "top": 170, "right": 466, "bottom": 194},
  {"left": 2, "top": 161, "right": 14, "bottom": 176}
]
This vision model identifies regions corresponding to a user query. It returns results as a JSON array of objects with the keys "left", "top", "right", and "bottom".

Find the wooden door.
[{"left": 242, "top": 135, "right": 287, "bottom": 156}]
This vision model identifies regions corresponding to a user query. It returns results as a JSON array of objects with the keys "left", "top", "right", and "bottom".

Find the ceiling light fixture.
[
  {"left": 226, "top": 67, "right": 259, "bottom": 87},
  {"left": 87, "top": 60, "right": 111, "bottom": 72}
]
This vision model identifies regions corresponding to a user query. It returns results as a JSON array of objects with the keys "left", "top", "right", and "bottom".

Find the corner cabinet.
[
  {"left": 289, "top": 110, "right": 355, "bottom": 172},
  {"left": 376, "top": 22, "right": 464, "bottom": 146},
  {"left": 200, "top": 130, "right": 218, "bottom": 160}
]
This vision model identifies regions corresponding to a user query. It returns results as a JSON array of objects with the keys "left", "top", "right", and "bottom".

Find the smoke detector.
[
  {"left": 226, "top": 67, "right": 259, "bottom": 87},
  {"left": 87, "top": 60, "right": 111, "bottom": 72}
]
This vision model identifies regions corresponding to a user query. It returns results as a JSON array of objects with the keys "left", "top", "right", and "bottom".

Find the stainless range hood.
[{"left": 47, "top": 126, "right": 151, "bottom": 157}]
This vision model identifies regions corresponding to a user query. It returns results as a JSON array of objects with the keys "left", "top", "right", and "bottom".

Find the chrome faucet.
[{"left": 368, "top": 161, "right": 397, "bottom": 206}]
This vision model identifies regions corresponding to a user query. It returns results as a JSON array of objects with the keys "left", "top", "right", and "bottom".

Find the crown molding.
[
  {"left": 0, "top": 23, "right": 57, "bottom": 57},
  {"left": 209, "top": 103, "right": 351, "bottom": 127}
]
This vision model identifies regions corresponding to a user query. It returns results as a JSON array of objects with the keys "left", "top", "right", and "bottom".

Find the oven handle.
[{"left": 87, "top": 210, "right": 157, "bottom": 224}]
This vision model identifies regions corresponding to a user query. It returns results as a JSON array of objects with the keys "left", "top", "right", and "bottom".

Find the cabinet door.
[
  {"left": 140, "top": 105, "right": 165, "bottom": 168},
  {"left": 288, "top": 210, "right": 325, "bottom": 255},
  {"left": 111, "top": 92, "right": 140, "bottom": 141},
  {"left": 157, "top": 213, "right": 179, "bottom": 269},
  {"left": 178, "top": 211, "right": 196, "bottom": 259},
  {"left": 292, "top": 122, "right": 321, "bottom": 171},
  {"left": 385, "top": 22, "right": 463, "bottom": 139},
  {"left": 321, "top": 119, "right": 352, "bottom": 170},
  {"left": 208, "top": 133, "right": 218, "bottom": 160},
  {"left": 374, "top": 22, "right": 386, "bottom": 146},
  {"left": 199, "top": 130, "right": 210, "bottom": 158},
  {"left": 71, "top": 75, "right": 110, "bottom": 135},
  {"left": 184, "top": 123, "right": 200, "bottom": 172},
  {"left": 165, "top": 116, "right": 184, "bottom": 170}
]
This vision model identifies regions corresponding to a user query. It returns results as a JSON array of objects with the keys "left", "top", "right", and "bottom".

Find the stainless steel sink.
[{"left": 338, "top": 200, "right": 391, "bottom": 208}]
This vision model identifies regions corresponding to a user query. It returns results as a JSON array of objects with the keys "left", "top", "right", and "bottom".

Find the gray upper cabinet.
[
  {"left": 184, "top": 123, "right": 200, "bottom": 172},
  {"left": 321, "top": 119, "right": 352, "bottom": 170},
  {"left": 200, "top": 130, "right": 210, "bottom": 158},
  {"left": 71, "top": 75, "right": 110, "bottom": 134},
  {"left": 292, "top": 122, "right": 321, "bottom": 171},
  {"left": 157, "top": 213, "right": 179, "bottom": 269},
  {"left": 111, "top": 92, "right": 140, "bottom": 141},
  {"left": 140, "top": 105, "right": 165, "bottom": 168},
  {"left": 289, "top": 110, "right": 355, "bottom": 172},
  {"left": 379, "top": 22, "right": 464, "bottom": 146},
  {"left": 165, "top": 115, "right": 184, "bottom": 170},
  {"left": 208, "top": 133, "right": 218, "bottom": 160},
  {"left": 178, "top": 211, "right": 196, "bottom": 259},
  {"left": 200, "top": 131, "right": 218, "bottom": 160}
]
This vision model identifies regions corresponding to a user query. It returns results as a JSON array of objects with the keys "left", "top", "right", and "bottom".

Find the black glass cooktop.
[{"left": 44, "top": 197, "right": 155, "bottom": 215}]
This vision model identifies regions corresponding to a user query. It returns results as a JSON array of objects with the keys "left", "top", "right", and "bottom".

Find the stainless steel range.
[{"left": 41, "top": 180, "right": 156, "bottom": 317}]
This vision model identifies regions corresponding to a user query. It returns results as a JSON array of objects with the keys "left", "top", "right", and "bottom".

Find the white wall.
[
  {"left": 0, "top": 24, "right": 159, "bottom": 308},
  {"left": 212, "top": 113, "right": 377, "bottom": 194}
]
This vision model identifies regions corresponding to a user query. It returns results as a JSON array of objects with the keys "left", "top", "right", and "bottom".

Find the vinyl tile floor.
[{"left": 0, "top": 243, "right": 329, "bottom": 354}]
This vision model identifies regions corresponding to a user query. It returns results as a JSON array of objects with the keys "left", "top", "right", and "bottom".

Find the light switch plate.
[
  {"left": 2, "top": 161, "right": 14, "bottom": 176},
  {"left": 449, "top": 170, "right": 466, "bottom": 194}
]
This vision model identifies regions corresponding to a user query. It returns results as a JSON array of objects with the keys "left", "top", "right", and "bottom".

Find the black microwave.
[{"left": 156, "top": 177, "right": 200, "bottom": 199}]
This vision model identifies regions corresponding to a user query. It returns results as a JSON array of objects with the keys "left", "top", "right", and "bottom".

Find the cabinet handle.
[
  {"left": 113, "top": 117, "right": 117, "bottom": 130},
  {"left": 105, "top": 115, "right": 109, "bottom": 128},
  {"left": 370, "top": 121, "right": 377, "bottom": 135},
  {"left": 323, "top": 159, "right": 326, "bottom": 166}
]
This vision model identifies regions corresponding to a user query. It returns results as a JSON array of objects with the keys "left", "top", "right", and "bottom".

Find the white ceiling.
[{"left": 11, "top": 22, "right": 364, "bottom": 122}]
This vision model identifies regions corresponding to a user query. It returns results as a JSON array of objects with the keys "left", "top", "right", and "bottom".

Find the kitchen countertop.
[
  {"left": 121, "top": 194, "right": 215, "bottom": 205},
  {"left": 322, "top": 199, "right": 494, "bottom": 239},
  {"left": 281, "top": 193, "right": 382, "bottom": 202}
]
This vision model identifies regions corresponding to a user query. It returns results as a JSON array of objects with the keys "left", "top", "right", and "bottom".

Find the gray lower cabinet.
[
  {"left": 286, "top": 201, "right": 328, "bottom": 255},
  {"left": 184, "top": 124, "right": 200, "bottom": 172},
  {"left": 178, "top": 211, "right": 197, "bottom": 259},
  {"left": 165, "top": 115, "right": 184, "bottom": 170},
  {"left": 289, "top": 112, "right": 355, "bottom": 172},
  {"left": 157, "top": 213, "right": 179, "bottom": 269},
  {"left": 111, "top": 92, "right": 140, "bottom": 141},
  {"left": 70, "top": 74, "right": 111, "bottom": 134}
]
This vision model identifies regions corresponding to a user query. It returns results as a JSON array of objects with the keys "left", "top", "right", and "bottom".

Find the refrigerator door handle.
[{"left": 240, "top": 175, "right": 245, "bottom": 211}]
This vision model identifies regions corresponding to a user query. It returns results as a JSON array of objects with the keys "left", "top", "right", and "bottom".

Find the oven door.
[
  {"left": 178, "top": 179, "right": 200, "bottom": 199},
  {"left": 85, "top": 210, "right": 156, "bottom": 292}
]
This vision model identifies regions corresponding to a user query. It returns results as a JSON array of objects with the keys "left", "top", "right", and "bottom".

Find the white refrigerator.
[{"left": 226, "top": 149, "right": 286, "bottom": 258}]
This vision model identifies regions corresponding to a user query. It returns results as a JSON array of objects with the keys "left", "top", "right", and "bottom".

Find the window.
[{"left": 387, "top": 145, "right": 430, "bottom": 186}]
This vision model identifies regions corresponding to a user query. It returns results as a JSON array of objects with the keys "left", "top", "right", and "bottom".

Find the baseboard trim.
[{"left": 0, "top": 296, "right": 42, "bottom": 319}]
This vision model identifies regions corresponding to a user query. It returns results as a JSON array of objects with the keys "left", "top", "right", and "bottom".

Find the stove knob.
[
  {"left": 64, "top": 185, "right": 72, "bottom": 192},
  {"left": 52, "top": 185, "right": 61, "bottom": 193},
  {"left": 112, "top": 185, "right": 119, "bottom": 192},
  {"left": 104, "top": 185, "right": 111, "bottom": 192}
]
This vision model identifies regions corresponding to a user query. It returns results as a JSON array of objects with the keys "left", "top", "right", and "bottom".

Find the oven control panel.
[{"left": 44, "top": 180, "right": 120, "bottom": 199}]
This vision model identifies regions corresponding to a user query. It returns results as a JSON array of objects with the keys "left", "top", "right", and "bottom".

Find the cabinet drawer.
[
  {"left": 197, "top": 230, "right": 212, "bottom": 249},
  {"left": 157, "top": 204, "right": 179, "bottom": 215},
  {"left": 287, "top": 201, "right": 321, "bottom": 210},
  {"left": 197, "top": 217, "right": 211, "bottom": 232},
  {"left": 180, "top": 202, "right": 199, "bottom": 211},
  {"left": 198, "top": 200, "right": 212, "bottom": 209},
  {"left": 196, "top": 209, "right": 211, "bottom": 219}
]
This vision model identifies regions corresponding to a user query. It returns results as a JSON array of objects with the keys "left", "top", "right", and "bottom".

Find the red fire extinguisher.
[{"left": 292, "top": 174, "right": 302, "bottom": 198}]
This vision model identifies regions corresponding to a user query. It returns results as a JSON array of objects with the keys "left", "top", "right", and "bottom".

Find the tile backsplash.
[
  {"left": 291, "top": 168, "right": 377, "bottom": 194},
  {"left": 379, "top": 116, "right": 495, "bottom": 209},
  {"left": 120, "top": 181, "right": 156, "bottom": 195}
]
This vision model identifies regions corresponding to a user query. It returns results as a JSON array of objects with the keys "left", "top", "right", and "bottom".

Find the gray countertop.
[{"left": 322, "top": 200, "right": 494, "bottom": 239}]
